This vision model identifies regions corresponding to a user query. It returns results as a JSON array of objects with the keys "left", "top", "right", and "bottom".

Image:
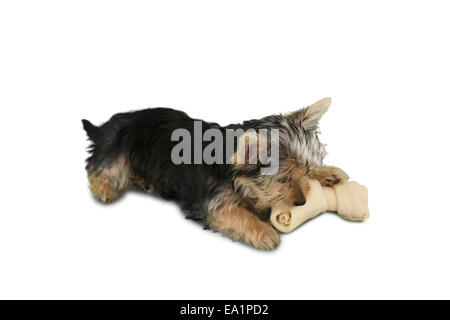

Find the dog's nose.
[{"left": 294, "top": 199, "right": 306, "bottom": 206}]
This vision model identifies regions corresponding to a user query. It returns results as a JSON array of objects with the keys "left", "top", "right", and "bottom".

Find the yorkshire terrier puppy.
[{"left": 82, "top": 98, "right": 348, "bottom": 249}]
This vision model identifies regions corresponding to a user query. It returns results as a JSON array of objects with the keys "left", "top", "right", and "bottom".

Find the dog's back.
[{"left": 82, "top": 108, "right": 231, "bottom": 220}]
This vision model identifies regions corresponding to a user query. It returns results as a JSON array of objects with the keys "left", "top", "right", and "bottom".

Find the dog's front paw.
[
  {"left": 317, "top": 166, "right": 349, "bottom": 187},
  {"left": 249, "top": 224, "right": 280, "bottom": 250}
]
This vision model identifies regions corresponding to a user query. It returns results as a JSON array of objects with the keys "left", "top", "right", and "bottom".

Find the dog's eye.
[{"left": 294, "top": 199, "right": 306, "bottom": 206}]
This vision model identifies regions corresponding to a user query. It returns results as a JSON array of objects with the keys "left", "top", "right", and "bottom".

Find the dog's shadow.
[
  {"left": 88, "top": 186, "right": 279, "bottom": 253},
  {"left": 88, "top": 185, "right": 172, "bottom": 208},
  {"left": 88, "top": 186, "right": 359, "bottom": 253},
  {"left": 88, "top": 185, "right": 206, "bottom": 225}
]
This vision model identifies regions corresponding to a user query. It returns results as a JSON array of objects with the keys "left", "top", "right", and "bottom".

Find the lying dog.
[{"left": 82, "top": 98, "right": 348, "bottom": 249}]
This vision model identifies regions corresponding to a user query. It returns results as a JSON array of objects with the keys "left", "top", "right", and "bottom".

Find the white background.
[{"left": 1, "top": 0, "right": 449, "bottom": 299}]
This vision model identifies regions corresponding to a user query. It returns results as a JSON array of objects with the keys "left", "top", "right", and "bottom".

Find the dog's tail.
[{"left": 82, "top": 119, "right": 103, "bottom": 144}]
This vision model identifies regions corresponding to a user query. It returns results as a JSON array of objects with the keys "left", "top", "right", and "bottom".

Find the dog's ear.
[{"left": 286, "top": 97, "right": 331, "bottom": 130}]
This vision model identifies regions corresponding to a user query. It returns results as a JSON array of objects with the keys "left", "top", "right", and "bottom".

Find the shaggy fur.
[{"left": 82, "top": 98, "right": 348, "bottom": 249}]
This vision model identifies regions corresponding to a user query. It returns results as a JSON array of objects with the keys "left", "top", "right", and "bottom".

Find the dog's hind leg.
[
  {"left": 207, "top": 204, "right": 280, "bottom": 250},
  {"left": 132, "top": 176, "right": 154, "bottom": 193},
  {"left": 87, "top": 155, "right": 131, "bottom": 203}
]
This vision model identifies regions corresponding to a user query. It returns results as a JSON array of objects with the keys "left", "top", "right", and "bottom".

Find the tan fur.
[
  {"left": 208, "top": 163, "right": 349, "bottom": 248},
  {"left": 88, "top": 155, "right": 131, "bottom": 202},
  {"left": 232, "top": 160, "right": 312, "bottom": 211},
  {"left": 307, "top": 165, "right": 349, "bottom": 187},
  {"left": 206, "top": 160, "right": 325, "bottom": 249},
  {"left": 208, "top": 187, "right": 242, "bottom": 217},
  {"left": 208, "top": 205, "right": 280, "bottom": 250}
]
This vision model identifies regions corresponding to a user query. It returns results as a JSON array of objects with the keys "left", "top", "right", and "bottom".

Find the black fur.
[
  {"left": 83, "top": 108, "right": 281, "bottom": 221},
  {"left": 82, "top": 99, "right": 334, "bottom": 236},
  {"left": 82, "top": 99, "right": 343, "bottom": 249}
]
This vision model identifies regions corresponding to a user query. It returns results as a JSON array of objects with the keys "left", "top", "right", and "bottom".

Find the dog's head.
[{"left": 231, "top": 98, "right": 331, "bottom": 212}]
